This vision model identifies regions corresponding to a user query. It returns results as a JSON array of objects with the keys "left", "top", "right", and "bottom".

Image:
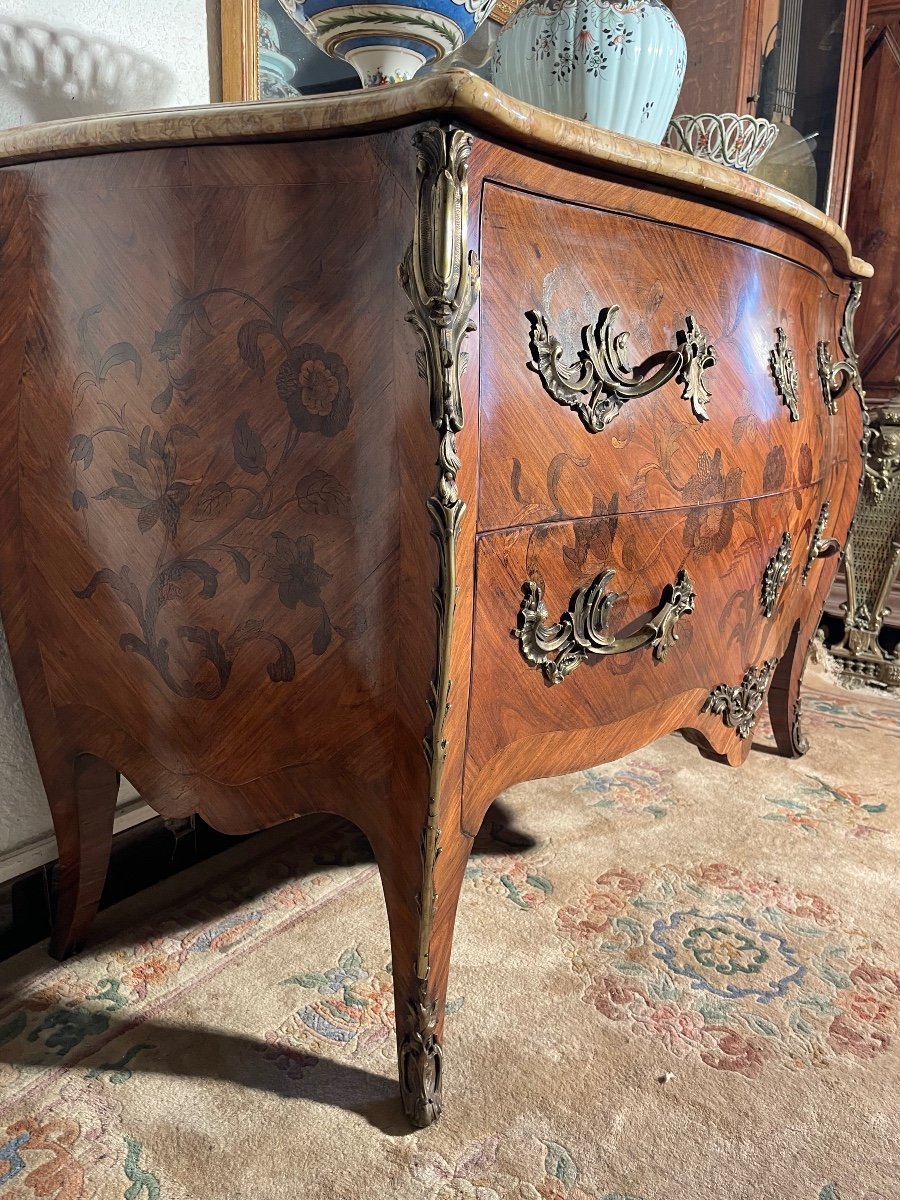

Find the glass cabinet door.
[
  {"left": 752, "top": 0, "right": 849, "bottom": 213},
  {"left": 669, "top": 0, "right": 865, "bottom": 220}
]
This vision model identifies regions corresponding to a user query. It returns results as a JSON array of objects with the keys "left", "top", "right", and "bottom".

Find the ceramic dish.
[{"left": 666, "top": 112, "right": 778, "bottom": 172}]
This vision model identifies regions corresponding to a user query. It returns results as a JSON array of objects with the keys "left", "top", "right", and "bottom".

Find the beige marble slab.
[{"left": 0, "top": 69, "right": 870, "bottom": 279}]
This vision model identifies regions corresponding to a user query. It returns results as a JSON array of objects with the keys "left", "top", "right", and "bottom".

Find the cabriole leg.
[
  {"left": 49, "top": 753, "right": 119, "bottom": 960},
  {"left": 768, "top": 619, "right": 811, "bottom": 758},
  {"left": 370, "top": 816, "right": 470, "bottom": 1127}
]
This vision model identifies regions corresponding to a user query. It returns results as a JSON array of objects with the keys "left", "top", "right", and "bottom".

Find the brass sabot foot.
[{"left": 398, "top": 983, "right": 444, "bottom": 1128}]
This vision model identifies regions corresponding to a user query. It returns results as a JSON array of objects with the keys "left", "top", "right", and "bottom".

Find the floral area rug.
[{"left": 1, "top": 666, "right": 899, "bottom": 1199}]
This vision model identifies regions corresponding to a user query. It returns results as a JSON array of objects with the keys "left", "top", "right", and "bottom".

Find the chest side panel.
[{"left": 12, "top": 137, "right": 418, "bottom": 793}]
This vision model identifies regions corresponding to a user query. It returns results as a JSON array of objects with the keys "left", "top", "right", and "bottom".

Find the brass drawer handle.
[
  {"left": 817, "top": 343, "right": 858, "bottom": 415},
  {"left": 803, "top": 501, "right": 841, "bottom": 583},
  {"left": 516, "top": 566, "right": 695, "bottom": 685},
  {"left": 527, "top": 306, "right": 716, "bottom": 433}
]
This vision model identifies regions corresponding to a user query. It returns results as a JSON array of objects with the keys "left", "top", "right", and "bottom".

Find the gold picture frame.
[{"left": 221, "top": 0, "right": 260, "bottom": 101}]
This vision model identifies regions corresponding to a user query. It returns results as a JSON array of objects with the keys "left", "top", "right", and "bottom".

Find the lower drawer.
[{"left": 465, "top": 484, "right": 830, "bottom": 794}]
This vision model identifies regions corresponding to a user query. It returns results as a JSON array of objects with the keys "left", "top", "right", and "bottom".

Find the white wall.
[
  {"left": 0, "top": 0, "right": 215, "bottom": 875},
  {"left": 0, "top": 0, "right": 214, "bottom": 128}
]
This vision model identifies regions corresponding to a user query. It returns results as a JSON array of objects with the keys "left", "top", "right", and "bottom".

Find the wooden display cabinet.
[
  {"left": 669, "top": 0, "right": 868, "bottom": 223},
  {"left": 824, "top": 2, "right": 900, "bottom": 686}
]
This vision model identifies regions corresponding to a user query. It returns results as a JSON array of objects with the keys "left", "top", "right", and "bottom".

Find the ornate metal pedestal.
[{"left": 830, "top": 403, "right": 900, "bottom": 688}]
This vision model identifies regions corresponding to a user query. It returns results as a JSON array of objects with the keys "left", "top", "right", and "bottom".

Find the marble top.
[{"left": 0, "top": 69, "right": 869, "bottom": 279}]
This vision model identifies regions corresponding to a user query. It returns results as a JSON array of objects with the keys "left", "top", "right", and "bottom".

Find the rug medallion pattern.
[{"left": 558, "top": 862, "right": 898, "bottom": 1077}]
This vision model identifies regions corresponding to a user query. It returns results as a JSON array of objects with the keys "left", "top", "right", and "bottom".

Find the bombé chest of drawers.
[{"left": 0, "top": 71, "right": 868, "bottom": 1127}]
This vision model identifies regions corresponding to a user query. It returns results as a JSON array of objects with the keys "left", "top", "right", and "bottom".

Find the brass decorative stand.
[{"left": 830, "top": 403, "right": 900, "bottom": 688}]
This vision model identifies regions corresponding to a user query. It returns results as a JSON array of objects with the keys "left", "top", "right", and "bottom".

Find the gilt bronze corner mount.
[
  {"left": 397, "top": 122, "right": 480, "bottom": 1128},
  {"left": 817, "top": 283, "right": 865, "bottom": 417}
]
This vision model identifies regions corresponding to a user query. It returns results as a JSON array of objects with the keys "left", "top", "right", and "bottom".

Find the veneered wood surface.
[
  {"left": 0, "top": 71, "right": 869, "bottom": 279},
  {"left": 828, "top": 0, "right": 869, "bottom": 228},
  {"left": 18, "top": 138, "right": 417, "bottom": 807},
  {"left": 846, "top": 13, "right": 900, "bottom": 394},
  {"left": 462, "top": 481, "right": 836, "bottom": 830},
  {"left": 478, "top": 179, "right": 839, "bottom": 532}
]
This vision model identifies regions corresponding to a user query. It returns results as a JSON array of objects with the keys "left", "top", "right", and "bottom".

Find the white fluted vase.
[{"left": 492, "top": 0, "right": 686, "bottom": 144}]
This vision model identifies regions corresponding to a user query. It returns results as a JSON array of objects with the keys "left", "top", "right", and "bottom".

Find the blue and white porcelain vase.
[
  {"left": 492, "top": 0, "right": 686, "bottom": 144},
  {"left": 259, "top": 9, "right": 302, "bottom": 98},
  {"left": 278, "top": 0, "right": 495, "bottom": 87}
]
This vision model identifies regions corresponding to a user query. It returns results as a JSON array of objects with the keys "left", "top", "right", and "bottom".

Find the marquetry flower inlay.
[{"left": 298, "top": 359, "right": 340, "bottom": 416}]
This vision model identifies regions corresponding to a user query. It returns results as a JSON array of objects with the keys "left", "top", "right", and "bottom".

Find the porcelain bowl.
[
  {"left": 666, "top": 112, "right": 778, "bottom": 173},
  {"left": 278, "top": 0, "right": 495, "bottom": 87}
]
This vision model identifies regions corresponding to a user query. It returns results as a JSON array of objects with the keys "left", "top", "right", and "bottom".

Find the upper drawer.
[{"left": 477, "top": 183, "right": 839, "bottom": 533}]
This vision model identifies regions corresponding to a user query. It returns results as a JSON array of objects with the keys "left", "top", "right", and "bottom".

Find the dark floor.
[
  {"left": 0, "top": 794, "right": 531, "bottom": 965},
  {"left": 0, "top": 816, "right": 258, "bottom": 963}
]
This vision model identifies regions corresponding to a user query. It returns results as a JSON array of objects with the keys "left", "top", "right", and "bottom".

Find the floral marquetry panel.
[{"left": 14, "top": 138, "right": 423, "bottom": 794}]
